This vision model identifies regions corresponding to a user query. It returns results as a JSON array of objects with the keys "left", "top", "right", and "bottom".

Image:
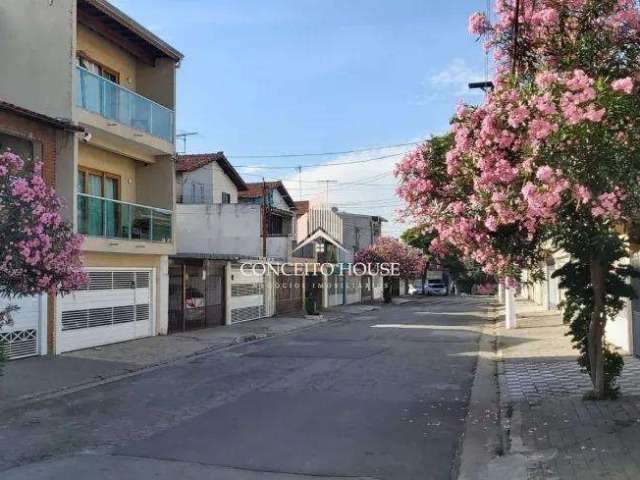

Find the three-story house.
[{"left": 0, "top": 0, "right": 183, "bottom": 353}]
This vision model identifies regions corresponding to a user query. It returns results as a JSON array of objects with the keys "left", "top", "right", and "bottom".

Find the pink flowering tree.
[
  {"left": 355, "top": 237, "right": 426, "bottom": 280},
  {"left": 397, "top": 0, "right": 640, "bottom": 398},
  {"left": 0, "top": 151, "right": 87, "bottom": 329}
]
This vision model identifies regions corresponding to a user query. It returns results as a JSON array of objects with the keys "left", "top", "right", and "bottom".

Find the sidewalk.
[
  {"left": 0, "top": 311, "right": 347, "bottom": 409},
  {"left": 495, "top": 300, "right": 640, "bottom": 480}
]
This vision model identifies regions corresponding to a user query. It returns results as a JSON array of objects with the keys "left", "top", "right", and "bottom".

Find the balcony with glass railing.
[
  {"left": 75, "top": 66, "right": 174, "bottom": 143},
  {"left": 77, "top": 193, "right": 172, "bottom": 243}
]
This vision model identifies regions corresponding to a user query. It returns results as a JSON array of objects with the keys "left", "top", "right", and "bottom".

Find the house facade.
[
  {"left": 294, "top": 201, "right": 386, "bottom": 309},
  {"left": 0, "top": 101, "right": 83, "bottom": 359},
  {"left": 336, "top": 211, "right": 386, "bottom": 263},
  {"left": 0, "top": 0, "right": 183, "bottom": 354},
  {"left": 174, "top": 158, "right": 304, "bottom": 329}
]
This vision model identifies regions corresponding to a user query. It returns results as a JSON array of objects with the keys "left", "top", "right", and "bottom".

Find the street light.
[{"left": 468, "top": 81, "right": 495, "bottom": 93}]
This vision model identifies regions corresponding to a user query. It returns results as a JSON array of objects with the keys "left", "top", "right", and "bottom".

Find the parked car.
[
  {"left": 409, "top": 281, "right": 424, "bottom": 295},
  {"left": 425, "top": 280, "right": 448, "bottom": 296}
]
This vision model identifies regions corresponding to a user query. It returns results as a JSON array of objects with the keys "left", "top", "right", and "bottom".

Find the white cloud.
[
  {"left": 411, "top": 58, "right": 486, "bottom": 106},
  {"left": 430, "top": 58, "right": 485, "bottom": 95},
  {"left": 275, "top": 142, "right": 424, "bottom": 239}
]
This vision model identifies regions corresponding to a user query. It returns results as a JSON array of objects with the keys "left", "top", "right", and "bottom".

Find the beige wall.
[
  {"left": 78, "top": 143, "right": 137, "bottom": 203},
  {"left": 82, "top": 251, "right": 160, "bottom": 269},
  {"left": 135, "top": 155, "right": 174, "bottom": 210},
  {"left": 137, "top": 57, "right": 176, "bottom": 110},
  {"left": 76, "top": 23, "right": 137, "bottom": 91},
  {"left": 0, "top": 0, "right": 75, "bottom": 119}
]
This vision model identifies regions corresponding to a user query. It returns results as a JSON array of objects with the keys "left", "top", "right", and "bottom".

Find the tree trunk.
[{"left": 588, "top": 259, "right": 607, "bottom": 399}]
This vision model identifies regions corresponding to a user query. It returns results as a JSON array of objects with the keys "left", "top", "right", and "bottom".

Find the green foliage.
[
  {"left": 304, "top": 296, "right": 317, "bottom": 316},
  {"left": 554, "top": 213, "right": 638, "bottom": 399}
]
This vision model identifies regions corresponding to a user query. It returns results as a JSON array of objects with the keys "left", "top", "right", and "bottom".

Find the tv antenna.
[{"left": 176, "top": 131, "right": 198, "bottom": 154}]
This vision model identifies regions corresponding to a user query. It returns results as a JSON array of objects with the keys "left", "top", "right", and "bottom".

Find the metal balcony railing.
[
  {"left": 77, "top": 193, "right": 172, "bottom": 243},
  {"left": 75, "top": 66, "right": 174, "bottom": 143}
]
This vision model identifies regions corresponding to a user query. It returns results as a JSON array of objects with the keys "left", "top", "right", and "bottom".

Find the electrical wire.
[
  {"left": 232, "top": 151, "right": 410, "bottom": 170},
  {"left": 226, "top": 141, "right": 421, "bottom": 159}
]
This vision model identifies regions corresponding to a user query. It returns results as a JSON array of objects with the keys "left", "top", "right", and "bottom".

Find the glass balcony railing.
[
  {"left": 78, "top": 193, "right": 172, "bottom": 243},
  {"left": 75, "top": 66, "right": 174, "bottom": 143}
]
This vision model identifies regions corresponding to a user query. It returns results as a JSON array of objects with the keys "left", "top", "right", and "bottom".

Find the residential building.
[
  {"left": 172, "top": 153, "right": 251, "bottom": 332},
  {"left": 239, "top": 181, "right": 298, "bottom": 260},
  {"left": 1, "top": 0, "right": 183, "bottom": 354},
  {"left": 293, "top": 200, "right": 386, "bottom": 309},
  {"left": 0, "top": 100, "right": 83, "bottom": 359},
  {"left": 336, "top": 211, "right": 386, "bottom": 263},
  {"left": 173, "top": 157, "right": 303, "bottom": 329}
]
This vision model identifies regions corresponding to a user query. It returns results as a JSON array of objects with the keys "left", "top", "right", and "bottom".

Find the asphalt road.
[{"left": 0, "top": 296, "right": 490, "bottom": 480}]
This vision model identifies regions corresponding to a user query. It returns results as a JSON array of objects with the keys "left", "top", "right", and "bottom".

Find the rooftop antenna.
[
  {"left": 317, "top": 179, "right": 338, "bottom": 206},
  {"left": 176, "top": 131, "right": 198, "bottom": 154}
]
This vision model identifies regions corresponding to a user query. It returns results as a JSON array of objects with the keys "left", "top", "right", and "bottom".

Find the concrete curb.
[
  {"left": 488, "top": 308, "right": 529, "bottom": 479},
  {"left": 455, "top": 304, "right": 501, "bottom": 480}
]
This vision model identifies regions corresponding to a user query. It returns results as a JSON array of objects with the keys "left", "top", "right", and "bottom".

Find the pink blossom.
[
  {"left": 535, "top": 166, "right": 554, "bottom": 183},
  {"left": 530, "top": 118, "right": 556, "bottom": 140},
  {"left": 484, "top": 216, "right": 498, "bottom": 232},
  {"left": 612, "top": 77, "right": 634, "bottom": 94},
  {"left": 468, "top": 12, "right": 489, "bottom": 36}
]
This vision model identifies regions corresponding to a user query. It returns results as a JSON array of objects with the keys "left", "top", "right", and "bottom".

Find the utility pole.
[
  {"left": 297, "top": 166, "right": 302, "bottom": 200},
  {"left": 512, "top": 0, "right": 521, "bottom": 77},
  {"left": 262, "top": 178, "right": 268, "bottom": 259},
  {"left": 316, "top": 179, "right": 338, "bottom": 206}
]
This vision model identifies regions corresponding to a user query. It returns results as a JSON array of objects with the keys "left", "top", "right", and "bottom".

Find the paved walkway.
[{"left": 496, "top": 300, "right": 640, "bottom": 480}]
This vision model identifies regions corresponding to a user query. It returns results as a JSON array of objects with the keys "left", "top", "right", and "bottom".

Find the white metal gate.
[
  {"left": 56, "top": 268, "right": 154, "bottom": 354},
  {"left": 229, "top": 266, "right": 266, "bottom": 324},
  {"left": 0, "top": 295, "right": 46, "bottom": 359}
]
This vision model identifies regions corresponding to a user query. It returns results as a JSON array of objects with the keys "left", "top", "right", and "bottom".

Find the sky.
[{"left": 111, "top": 0, "right": 490, "bottom": 238}]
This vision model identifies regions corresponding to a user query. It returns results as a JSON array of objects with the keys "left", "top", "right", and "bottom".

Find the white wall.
[
  {"left": 178, "top": 163, "right": 239, "bottom": 205},
  {"left": 178, "top": 163, "right": 213, "bottom": 204},
  {"left": 271, "top": 189, "right": 289, "bottom": 210},
  {"left": 266, "top": 237, "right": 291, "bottom": 261},
  {"left": 176, "top": 204, "right": 261, "bottom": 258},
  {"left": 373, "top": 275, "right": 384, "bottom": 300},
  {"left": 325, "top": 275, "right": 344, "bottom": 308},
  {"left": 605, "top": 254, "right": 637, "bottom": 353},
  {"left": 345, "top": 276, "right": 361, "bottom": 305},
  {"left": 606, "top": 304, "right": 632, "bottom": 353},
  {"left": 213, "top": 162, "right": 239, "bottom": 204}
]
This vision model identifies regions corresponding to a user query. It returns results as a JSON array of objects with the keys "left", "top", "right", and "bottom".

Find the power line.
[
  {"left": 226, "top": 141, "right": 421, "bottom": 159},
  {"left": 233, "top": 151, "right": 409, "bottom": 170}
]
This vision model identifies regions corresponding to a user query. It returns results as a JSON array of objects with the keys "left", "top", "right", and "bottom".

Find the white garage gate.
[
  {"left": 0, "top": 294, "right": 47, "bottom": 359},
  {"left": 56, "top": 268, "right": 154, "bottom": 354}
]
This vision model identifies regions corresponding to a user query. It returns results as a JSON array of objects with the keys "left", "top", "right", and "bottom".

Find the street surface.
[{"left": 0, "top": 296, "right": 490, "bottom": 480}]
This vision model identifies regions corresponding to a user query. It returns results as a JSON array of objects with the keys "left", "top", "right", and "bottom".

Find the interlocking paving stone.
[{"left": 502, "top": 356, "right": 640, "bottom": 404}]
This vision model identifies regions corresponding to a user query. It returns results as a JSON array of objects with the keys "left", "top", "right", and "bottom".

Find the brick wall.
[{"left": 0, "top": 109, "right": 59, "bottom": 186}]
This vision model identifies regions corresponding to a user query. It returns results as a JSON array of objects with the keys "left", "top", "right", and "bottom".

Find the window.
[
  {"left": 77, "top": 54, "right": 120, "bottom": 84},
  {"left": 221, "top": 192, "right": 231, "bottom": 204},
  {"left": 77, "top": 167, "right": 121, "bottom": 237},
  {"left": 0, "top": 132, "right": 35, "bottom": 163}
]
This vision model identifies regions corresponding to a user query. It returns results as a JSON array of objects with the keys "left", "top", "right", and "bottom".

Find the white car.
[{"left": 425, "top": 281, "right": 448, "bottom": 296}]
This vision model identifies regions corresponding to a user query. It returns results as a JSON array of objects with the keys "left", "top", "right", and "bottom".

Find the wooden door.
[{"left": 276, "top": 274, "right": 303, "bottom": 315}]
